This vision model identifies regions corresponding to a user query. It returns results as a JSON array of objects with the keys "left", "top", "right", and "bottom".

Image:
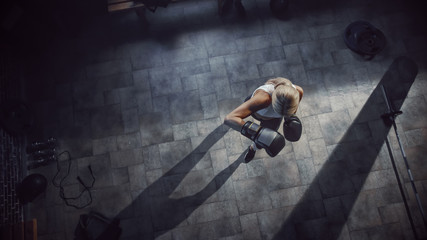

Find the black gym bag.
[{"left": 74, "top": 212, "right": 121, "bottom": 240}]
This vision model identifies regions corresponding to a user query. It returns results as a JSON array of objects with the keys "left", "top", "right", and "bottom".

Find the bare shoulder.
[{"left": 250, "top": 90, "right": 271, "bottom": 110}]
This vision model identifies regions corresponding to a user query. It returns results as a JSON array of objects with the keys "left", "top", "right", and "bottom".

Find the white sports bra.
[{"left": 251, "top": 83, "right": 296, "bottom": 119}]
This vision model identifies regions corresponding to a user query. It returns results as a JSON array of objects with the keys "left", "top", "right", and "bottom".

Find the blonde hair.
[{"left": 267, "top": 77, "right": 300, "bottom": 116}]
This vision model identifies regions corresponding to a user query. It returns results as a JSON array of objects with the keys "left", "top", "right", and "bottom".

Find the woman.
[{"left": 224, "top": 77, "right": 304, "bottom": 161}]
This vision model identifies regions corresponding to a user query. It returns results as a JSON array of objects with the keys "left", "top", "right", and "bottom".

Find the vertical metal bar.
[
  {"left": 381, "top": 85, "right": 427, "bottom": 231},
  {"left": 385, "top": 136, "right": 418, "bottom": 239}
]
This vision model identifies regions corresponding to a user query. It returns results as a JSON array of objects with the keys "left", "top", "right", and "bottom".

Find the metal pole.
[
  {"left": 384, "top": 136, "right": 418, "bottom": 239},
  {"left": 381, "top": 85, "right": 427, "bottom": 232}
]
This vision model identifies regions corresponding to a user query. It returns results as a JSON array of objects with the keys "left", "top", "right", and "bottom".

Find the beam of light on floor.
[{"left": 271, "top": 56, "right": 419, "bottom": 240}]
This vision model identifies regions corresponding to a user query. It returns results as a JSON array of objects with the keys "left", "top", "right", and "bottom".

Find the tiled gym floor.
[{"left": 19, "top": 0, "right": 427, "bottom": 239}]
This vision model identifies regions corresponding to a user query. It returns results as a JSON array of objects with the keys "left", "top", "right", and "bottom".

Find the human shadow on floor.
[
  {"left": 114, "top": 125, "right": 244, "bottom": 238},
  {"left": 272, "top": 56, "right": 419, "bottom": 239}
]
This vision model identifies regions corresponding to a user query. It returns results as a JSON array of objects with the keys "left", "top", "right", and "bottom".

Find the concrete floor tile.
[
  {"left": 235, "top": 33, "right": 282, "bottom": 52},
  {"left": 231, "top": 160, "right": 250, "bottom": 181},
  {"left": 283, "top": 44, "right": 302, "bottom": 65},
  {"left": 400, "top": 96, "right": 427, "bottom": 131},
  {"left": 296, "top": 158, "right": 316, "bottom": 185},
  {"left": 190, "top": 131, "right": 227, "bottom": 153},
  {"left": 187, "top": 200, "right": 239, "bottom": 224},
  {"left": 292, "top": 135, "right": 312, "bottom": 160},
  {"left": 404, "top": 128, "right": 426, "bottom": 148},
  {"left": 224, "top": 54, "right": 261, "bottom": 83},
  {"left": 201, "top": 93, "right": 220, "bottom": 119},
  {"left": 204, "top": 28, "right": 238, "bottom": 58},
  {"left": 162, "top": 46, "right": 208, "bottom": 65},
  {"left": 92, "top": 136, "right": 118, "bottom": 155},
  {"left": 171, "top": 217, "right": 241, "bottom": 240},
  {"left": 224, "top": 130, "right": 246, "bottom": 156},
  {"left": 139, "top": 111, "right": 174, "bottom": 146},
  {"left": 257, "top": 60, "right": 290, "bottom": 78},
  {"left": 318, "top": 110, "right": 353, "bottom": 145},
  {"left": 134, "top": 90, "right": 153, "bottom": 113},
  {"left": 218, "top": 98, "right": 244, "bottom": 119},
  {"left": 234, "top": 176, "right": 272, "bottom": 215},
  {"left": 196, "top": 118, "right": 223, "bottom": 136},
  {"left": 110, "top": 149, "right": 143, "bottom": 168},
  {"left": 349, "top": 229, "right": 370, "bottom": 240},
  {"left": 342, "top": 191, "right": 382, "bottom": 231},
  {"left": 172, "top": 121, "right": 199, "bottom": 141},
  {"left": 112, "top": 167, "right": 129, "bottom": 185},
  {"left": 133, "top": 69, "right": 150, "bottom": 90},
  {"left": 122, "top": 108, "right": 140, "bottom": 134},
  {"left": 329, "top": 94, "right": 355, "bottom": 112},
  {"left": 175, "top": 59, "right": 212, "bottom": 78},
  {"left": 308, "top": 23, "right": 347, "bottom": 40},
  {"left": 257, "top": 207, "right": 295, "bottom": 240},
  {"left": 129, "top": 42, "right": 164, "bottom": 70},
  {"left": 294, "top": 217, "right": 333, "bottom": 239},
  {"left": 279, "top": 26, "right": 312, "bottom": 45},
  {"left": 301, "top": 115, "right": 323, "bottom": 140},
  {"left": 149, "top": 68, "right": 183, "bottom": 97},
  {"left": 289, "top": 66, "right": 309, "bottom": 90},
  {"left": 298, "top": 83, "right": 332, "bottom": 117},
  {"left": 269, "top": 187, "right": 299, "bottom": 208},
  {"left": 100, "top": 73, "right": 134, "bottom": 91},
  {"left": 115, "top": 132, "right": 141, "bottom": 150},
  {"left": 158, "top": 139, "right": 194, "bottom": 173},
  {"left": 192, "top": 151, "right": 213, "bottom": 171},
  {"left": 230, "top": 82, "right": 249, "bottom": 99},
  {"left": 181, "top": 75, "right": 199, "bottom": 92},
  {"left": 317, "top": 161, "right": 356, "bottom": 198},
  {"left": 405, "top": 145, "right": 427, "bottom": 181},
  {"left": 215, "top": 172, "right": 238, "bottom": 202},
  {"left": 196, "top": 74, "right": 216, "bottom": 96},
  {"left": 378, "top": 203, "right": 404, "bottom": 224},
  {"left": 309, "top": 138, "right": 329, "bottom": 166},
  {"left": 211, "top": 149, "right": 230, "bottom": 174},
  {"left": 367, "top": 223, "right": 405, "bottom": 240},
  {"left": 245, "top": 158, "right": 267, "bottom": 178},
  {"left": 141, "top": 144, "right": 162, "bottom": 170},
  {"left": 128, "top": 163, "right": 147, "bottom": 190},
  {"left": 169, "top": 90, "right": 204, "bottom": 124},
  {"left": 240, "top": 213, "right": 262, "bottom": 240},
  {"left": 299, "top": 40, "right": 335, "bottom": 70},
  {"left": 323, "top": 65, "right": 359, "bottom": 96},
  {"left": 91, "top": 104, "right": 124, "bottom": 138},
  {"left": 264, "top": 153, "right": 301, "bottom": 191}
]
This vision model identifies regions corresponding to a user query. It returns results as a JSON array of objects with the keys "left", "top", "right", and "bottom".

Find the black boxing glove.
[
  {"left": 283, "top": 115, "right": 302, "bottom": 142},
  {"left": 240, "top": 121, "right": 262, "bottom": 141},
  {"left": 241, "top": 121, "right": 286, "bottom": 157}
]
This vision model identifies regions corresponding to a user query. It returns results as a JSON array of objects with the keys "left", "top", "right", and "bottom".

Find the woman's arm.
[{"left": 224, "top": 91, "right": 271, "bottom": 131}]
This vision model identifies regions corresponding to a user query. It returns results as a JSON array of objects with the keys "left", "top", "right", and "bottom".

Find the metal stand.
[{"left": 381, "top": 85, "right": 427, "bottom": 239}]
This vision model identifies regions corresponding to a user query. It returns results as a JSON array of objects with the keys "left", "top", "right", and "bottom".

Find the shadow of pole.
[
  {"left": 272, "top": 56, "right": 419, "bottom": 239},
  {"left": 114, "top": 125, "right": 244, "bottom": 238}
]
